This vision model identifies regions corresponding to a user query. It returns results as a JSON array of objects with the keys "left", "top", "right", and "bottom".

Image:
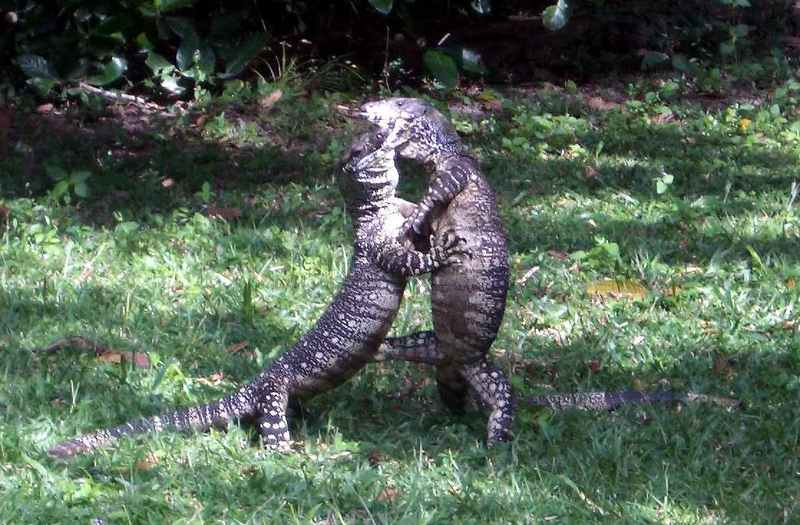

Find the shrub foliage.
[{"left": 0, "top": 0, "right": 795, "bottom": 99}]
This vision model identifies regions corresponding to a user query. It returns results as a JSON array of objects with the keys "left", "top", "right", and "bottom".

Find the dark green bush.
[{"left": 0, "top": 0, "right": 795, "bottom": 101}]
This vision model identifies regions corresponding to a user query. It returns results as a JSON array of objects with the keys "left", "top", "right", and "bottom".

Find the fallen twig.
[{"left": 76, "top": 82, "right": 162, "bottom": 110}]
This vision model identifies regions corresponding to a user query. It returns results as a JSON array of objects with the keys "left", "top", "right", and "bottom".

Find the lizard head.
[
  {"left": 358, "top": 98, "right": 459, "bottom": 163},
  {"left": 359, "top": 98, "right": 432, "bottom": 130},
  {"left": 338, "top": 130, "right": 399, "bottom": 214}
]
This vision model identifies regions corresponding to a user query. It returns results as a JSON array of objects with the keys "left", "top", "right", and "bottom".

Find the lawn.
[{"left": 1, "top": 80, "right": 799, "bottom": 523}]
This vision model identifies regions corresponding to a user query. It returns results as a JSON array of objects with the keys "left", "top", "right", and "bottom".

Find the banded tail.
[{"left": 48, "top": 389, "right": 254, "bottom": 458}]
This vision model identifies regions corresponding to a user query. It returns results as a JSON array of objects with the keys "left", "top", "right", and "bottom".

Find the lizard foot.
[{"left": 437, "top": 229, "right": 472, "bottom": 263}]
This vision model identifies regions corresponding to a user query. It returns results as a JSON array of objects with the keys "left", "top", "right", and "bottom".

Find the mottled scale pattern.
[
  {"left": 360, "top": 98, "right": 515, "bottom": 444},
  {"left": 48, "top": 130, "right": 462, "bottom": 458},
  {"left": 373, "top": 340, "right": 715, "bottom": 413}
]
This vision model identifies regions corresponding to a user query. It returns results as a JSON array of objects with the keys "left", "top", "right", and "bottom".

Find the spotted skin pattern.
[
  {"left": 360, "top": 98, "right": 515, "bottom": 444},
  {"left": 48, "top": 131, "right": 464, "bottom": 458}
]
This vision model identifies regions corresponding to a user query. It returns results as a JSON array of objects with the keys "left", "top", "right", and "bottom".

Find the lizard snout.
[{"left": 336, "top": 105, "right": 368, "bottom": 119}]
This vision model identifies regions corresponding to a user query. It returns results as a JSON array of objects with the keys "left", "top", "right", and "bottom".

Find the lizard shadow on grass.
[
  {"left": 6, "top": 97, "right": 798, "bottom": 225},
  {"left": 125, "top": 330, "right": 795, "bottom": 522},
  {"left": 1, "top": 101, "right": 796, "bottom": 522},
  {"left": 313, "top": 331, "right": 797, "bottom": 521},
  {"left": 2, "top": 278, "right": 796, "bottom": 523}
]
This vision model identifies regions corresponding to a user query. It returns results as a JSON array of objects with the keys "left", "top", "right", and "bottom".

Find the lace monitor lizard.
[
  {"left": 354, "top": 97, "right": 515, "bottom": 445},
  {"left": 354, "top": 98, "right": 740, "bottom": 425},
  {"left": 48, "top": 130, "right": 466, "bottom": 458}
]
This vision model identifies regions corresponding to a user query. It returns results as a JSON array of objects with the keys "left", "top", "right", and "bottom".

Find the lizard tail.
[
  {"left": 524, "top": 390, "right": 741, "bottom": 411},
  {"left": 48, "top": 389, "right": 254, "bottom": 459},
  {"left": 374, "top": 330, "right": 443, "bottom": 363}
]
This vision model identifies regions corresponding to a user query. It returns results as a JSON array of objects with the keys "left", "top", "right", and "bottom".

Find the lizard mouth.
[{"left": 335, "top": 105, "right": 368, "bottom": 119}]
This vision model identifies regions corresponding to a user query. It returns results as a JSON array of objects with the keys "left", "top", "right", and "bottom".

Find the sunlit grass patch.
[{"left": 1, "top": 83, "right": 799, "bottom": 522}]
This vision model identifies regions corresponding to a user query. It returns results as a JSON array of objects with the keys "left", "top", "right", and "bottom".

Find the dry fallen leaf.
[
  {"left": 698, "top": 320, "right": 716, "bottom": 335},
  {"left": 516, "top": 266, "right": 540, "bottom": 285},
  {"left": 586, "top": 279, "right": 648, "bottom": 300},
  {"left": 225, "top": 341, "right": 249, "bottom": 353},
  {"left": 738, "top": 117, "right": 752, "bottom": 133},
  {"left": 588, "top": 359, "right": 602, "bottom": 373},
  {"left": 97, "top": 350, "right": 150, "bottom": 368},
  {"left": 197, "top": 372, "right": 225, "bottom": 386},
  {"left": 135, "top": 452, "right": 160, "bottom": 471},
  {"left": 584, "top": 165, "right": 600, "bottom": 179},
  {"left": 376, "top": 485, "right": 400, "bottom": 503},
  {"left": 650, "top": 112, "right": 674, "bottom": 125},
  {"left": 787, "top": 277, "right": 796, "bottom": 290},
  {"left": 712, "top": 352, "right": 734, "bottom": 381}
]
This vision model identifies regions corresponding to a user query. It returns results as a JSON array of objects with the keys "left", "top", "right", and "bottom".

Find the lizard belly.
[{"left": 429, "top": 181, "right": 509, "bottom": 364}]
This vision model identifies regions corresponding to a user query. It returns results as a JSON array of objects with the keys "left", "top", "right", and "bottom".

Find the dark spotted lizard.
[
  {"left": 355, "top": 97, "right": 515, "bottom": 444},
  {"left": 48, "top": 130, "right": 465, "bottom": 458}
]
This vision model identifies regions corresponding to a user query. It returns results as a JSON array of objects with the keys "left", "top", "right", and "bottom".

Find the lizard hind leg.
[
  {"left": 374, "top": 331, "right": 469, "bottom": 415},
  {"left": 461, "top": 360, "right": 514, "bottom": 445},
  {"left": 254, "top": 390, "right": 292, "bottom": 452},
  {"left": 435, "top": 364, "right": 470, "bottom": 415},
  {"left": 375, "top": 332, "right": 472, "bottom": 416}
]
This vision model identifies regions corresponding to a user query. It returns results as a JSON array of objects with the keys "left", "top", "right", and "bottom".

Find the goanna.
[
  {"left": 355, "top": 100, "right": 737, "bottom": 427},
  {"left": 356, "top": 98, "right": 514, "bottom": 445},
  {"left": 49, "top": 130, "right": 464, "bottom": 458}
]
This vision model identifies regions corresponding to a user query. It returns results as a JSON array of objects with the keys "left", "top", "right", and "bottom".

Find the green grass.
[{"left": 1, "top": 82, "right": 799, "bottom": 523}]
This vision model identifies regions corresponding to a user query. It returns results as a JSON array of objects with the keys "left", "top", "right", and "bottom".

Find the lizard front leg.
[
  {"left": 404, "top": 161, "right": 473, "bottom": 236},
  {"left": 370, "top": 230, "right": 469, "bottom": 277}
]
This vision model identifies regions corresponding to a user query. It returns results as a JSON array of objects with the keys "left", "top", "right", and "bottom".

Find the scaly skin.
[
  {"left": 48, "top": 131, "right": 464, "bottom": 458},
  {"left": 358, "top": 100, "right": 740, "bottom": 422},
  {"left": 359, "top": 98, "right": 514, "bottom": 444}
]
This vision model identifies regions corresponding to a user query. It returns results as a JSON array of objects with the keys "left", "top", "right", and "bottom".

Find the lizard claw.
[
  {"left": 410, "top": 215, "right": 426, "bottom": 235},
  {"left": 400, "top": 214, "right": 424, "bottom": 241},
  {"left": 435, "top": 230, "right": 472, "bottom": 263},
  {"left": 402, "top": 204, "right": 434, "bottom": 240}
]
